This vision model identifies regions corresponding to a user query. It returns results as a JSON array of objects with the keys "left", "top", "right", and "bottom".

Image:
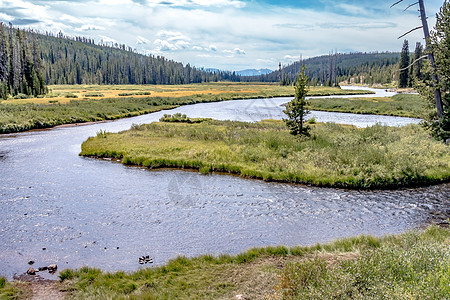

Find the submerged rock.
[
  {"left": 47, "top": 264, "right": 57, "bottom": 272},
  {"left": 27, "top": 267, "right": 37, "bottom": 275}
]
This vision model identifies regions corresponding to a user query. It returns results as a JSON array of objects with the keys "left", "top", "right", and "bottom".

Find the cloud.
[
  {"left": 0, "top": 0, "right": 442, "bottom": 70},
  {"left": 98, "top": 0, "right": 134, "bottom": 5},
  {"left": 136, "top": 36, "right": 150, "bottom": 44},
  {"left": 273, "top": 23, "right": 314, "bottom": 30},
  {"left": 79, "top": 24, "right": 105, "bottom": 31},
  {"left": 334, "top": 3, "right": 370, "bottom": 16},
  {"left": 144, "top": 0, "right": 246, "bottom": 8},
  {"left": 153, "top": 30, "right": 191, "bottom": 51},
  {"left": 319, "top": 22, "right": 397, "bottom": 30},
  {"left": 99, "top": 35, "right": 117, "bottom": 44},
  {"left": 0, "top": 13, "right": 14, "bottom": 22},
  {"left": 234, "top": 48, "right": 245, "bottom": 55},
  {"left": 223, "top": 48, "right": 245, "bottom": 55}
]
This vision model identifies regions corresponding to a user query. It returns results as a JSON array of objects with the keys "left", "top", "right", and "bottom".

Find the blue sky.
[{"left": 0, "top": 0, "right": 445, "bottom": 71}]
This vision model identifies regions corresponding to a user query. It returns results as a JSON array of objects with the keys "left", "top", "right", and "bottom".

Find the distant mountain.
[{"left": 236, "top": 69, "right": 273, "bottom": 76}]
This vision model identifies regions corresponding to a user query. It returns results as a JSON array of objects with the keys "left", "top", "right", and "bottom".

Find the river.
[{"left": 0, "top": 87, "right": 447, "bottom": 279}]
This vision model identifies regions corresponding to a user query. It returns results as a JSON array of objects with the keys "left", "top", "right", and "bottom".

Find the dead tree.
[{"left": 392, "top": 0, "right": 444, "bottom": 118}]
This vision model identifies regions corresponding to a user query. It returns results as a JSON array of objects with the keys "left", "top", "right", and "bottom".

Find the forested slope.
[{"left": 36, "top": 32, "right": 239, "bottom": 85}]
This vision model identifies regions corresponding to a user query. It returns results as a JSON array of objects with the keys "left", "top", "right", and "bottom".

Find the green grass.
[
  {"left": 0, "top": 276, "right": 30, "bottom": 299},
  {"left": 80, "top": 119, "right": 450, "bottom": 188},
  {"left": 308, "top": 94, "right": 430, "bottom": 118},
  {"left": 0, "top": 83, "right": 372, "bottom": 134},
  {"left": 3, "top": 226, "right": 448, "bottom": 299}
]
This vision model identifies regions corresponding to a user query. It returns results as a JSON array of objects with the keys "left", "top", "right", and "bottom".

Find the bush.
[{"left": 13, "top": 93, "right": 30, "bottom": 99}]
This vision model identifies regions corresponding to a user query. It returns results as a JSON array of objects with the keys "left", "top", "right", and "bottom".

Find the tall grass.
[
  {"left": 308, "top": 94, "right": 430, "bottom": 118},
  {"left": 80, "top": 120, "right": 450, "bottom": 188},
  {"left": 278, "top": 228, "right": 450, "bottom": 299},
  {"left": 0, "top": 226, "right": 438, "bottom": 299}
]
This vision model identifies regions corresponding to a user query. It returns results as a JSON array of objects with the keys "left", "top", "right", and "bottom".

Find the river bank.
[
  {"left": 2, "top": 226, "right": 448, "bottom": 299},
  {"left": 1, "top": 85, "right": 447, "bottom": 283},
  {"left": 81, "top": 119, "right": 450, "bottom": 189},
  {"left": 0, "top": 84, "right": 372, "bottom": 134}
]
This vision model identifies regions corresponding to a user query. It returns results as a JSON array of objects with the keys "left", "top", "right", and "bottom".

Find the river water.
[{"left": 0, "top": 87, "right": 447, "bottom": 279}]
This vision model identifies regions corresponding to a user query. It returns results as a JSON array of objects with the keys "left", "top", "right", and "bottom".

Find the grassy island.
[
  {"left": 1, "top": 226, "right": 449, "bottom": 299},
  {"left": 80, "top": 118, "right": 450, "bottom": 189}
]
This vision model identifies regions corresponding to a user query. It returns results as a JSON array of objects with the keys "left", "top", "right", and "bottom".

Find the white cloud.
[
  {"left": 99, "top": 35, "right": 117, "bottom": 44},
  {"left": 98, "top": 0, "right": 134, "bottom": 5},
  {"left": 335, "top": 3, "right": 370, "bottom": 16},
  {"left": 0, "top": 13, "right": 14, "bottom": 22},
  {"left": 1, "top": 0, "right": 441, "bottom": 70},
  {"left": 79, "top": 24, "right": 105, "bottom": 31},
  {"left": 153, "top": 30, "right": 191, "bottom": 51},
  {"left": 137, "top": 36, "right": 150, "bottom": 44},
  {"left": 234, "top": 48, "right": 245, "bottom": 55},
  {"left": 144, "top": 0, "right": 245, "bottom": 8},
  {"left": 284, "top": 55, "right": 299, "bottom": 60}
]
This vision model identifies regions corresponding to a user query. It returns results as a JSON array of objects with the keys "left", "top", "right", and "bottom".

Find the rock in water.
[
  {"left": 26, "top": 268, "right": 37, "bottom": 275},
  {"left": 47, "top": 264, "right": 58, "bottom": 273}
]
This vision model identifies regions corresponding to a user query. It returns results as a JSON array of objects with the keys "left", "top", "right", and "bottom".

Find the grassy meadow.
[
  {"left": 308, "top": 94, "right": 430, "bottom": 118},
  {"left": 0, "top": 83, "right": 373, "bottom": 134},
  {"left": 80, "top": 118, "right": 450, "bottom": 188},
  {"left": 1, "top": 226, "right": 448, "bottom": 299}
]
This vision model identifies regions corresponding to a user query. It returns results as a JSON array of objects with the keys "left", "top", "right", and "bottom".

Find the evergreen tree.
[
  {"left": 399, "top": 39, "right": 410, "bottom": 88},
  {"left": 0, "top": 23, "right": 46, "bottom": 98},
  {"left": 418, "top": 0, "right": 450, "bottom": 141},
  {"left": 412, "top": 42, "right": 424, "bottom": 81},
  {"left": 283, "top": 66, "right": 310, "bottom": 137}
]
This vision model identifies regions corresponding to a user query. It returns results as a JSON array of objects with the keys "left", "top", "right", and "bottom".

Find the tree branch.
[
  {"left": 403, "top": 2, "right": 419, "bottom": 11},
  {"left": 397, "top": 55, "right": 428, "bottom": 71},
  {"left": 391, "top": 0, "right": 404, "bottom": 8},
  {"left": 398, "top": 26, "right": 423, "bottom": 39}
]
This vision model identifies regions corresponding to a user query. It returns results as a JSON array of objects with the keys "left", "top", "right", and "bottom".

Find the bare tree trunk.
[{"left": 419, "top": 0, "right": 443, "bottom": 118}]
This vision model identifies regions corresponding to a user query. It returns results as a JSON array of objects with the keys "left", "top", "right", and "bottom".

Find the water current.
[{"left": 0, "top": 87, "right": 447, "bottom": 279}]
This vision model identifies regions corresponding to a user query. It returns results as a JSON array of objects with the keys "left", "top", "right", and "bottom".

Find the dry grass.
[{"left": 2, "top": 83, "right": 371, "bottom": 105}]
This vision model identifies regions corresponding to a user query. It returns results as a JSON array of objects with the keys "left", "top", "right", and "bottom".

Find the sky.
[{"left": 0, "top": 0, "right": 445, "bottom": 71}]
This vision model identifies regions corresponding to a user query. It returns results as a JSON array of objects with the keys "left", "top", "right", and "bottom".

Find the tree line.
[
  {"left": 35, "top": 30, "right": 239, "bottom": 85},
  {"left": 242, "top": 52, "right": 401, "bottom": 86},
  {"left": 0, "top": 22, "right": 47, "bottom": 99},
  {"left": 0, "top": 23, "right": 242, "bottom": 98}
]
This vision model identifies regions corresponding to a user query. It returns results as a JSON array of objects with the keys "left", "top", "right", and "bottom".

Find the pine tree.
[
  {"left": 412, "top": 42, "right": 424, "bottom": 81},
  {"left": 418, "top": 0, "right": 450, "bottom": 142},
  {"left": 283, "top": 66, "right": 310, "bottom": 137},
  {"left": 399, "top": 39, "right": 410, "bottom": 88}
]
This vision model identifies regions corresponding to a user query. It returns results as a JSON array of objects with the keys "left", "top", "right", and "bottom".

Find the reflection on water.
[{"left": 0, "top": 87, "right": 447, "bottom": 279}]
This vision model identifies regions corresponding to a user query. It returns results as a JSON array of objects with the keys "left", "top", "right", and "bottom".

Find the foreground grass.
[
  {"left": 2, "top": 226, "right": 448, "bottom": 299},
  {"left": 0, "top": 83, "right": 371, "bottom": 134},
  {"left": 308, "top": 94, "right": 430, "bottom": 118},
  {"left": 80, "top": 119, "right": 450, "bottom": 188}
]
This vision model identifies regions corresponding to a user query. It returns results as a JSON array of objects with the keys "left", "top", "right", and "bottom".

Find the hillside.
[
  {"left": 244, "top": 52, "right": 400, "bottom": 86},
  {"left": 3, "top": 23, "right": 403, "bottom": 89}
]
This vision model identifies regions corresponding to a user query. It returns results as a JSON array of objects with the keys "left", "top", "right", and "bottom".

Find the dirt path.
[
  {"left": 13, "top": 275, "right": 66, "bottom": 300},
  {"left": 30, "top": 281, "right": 65, "bottom": 300}
]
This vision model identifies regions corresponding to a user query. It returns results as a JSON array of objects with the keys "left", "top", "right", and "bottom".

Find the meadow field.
[{"left": 0, "top": 83, "right": 372, "bottom": 134}]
